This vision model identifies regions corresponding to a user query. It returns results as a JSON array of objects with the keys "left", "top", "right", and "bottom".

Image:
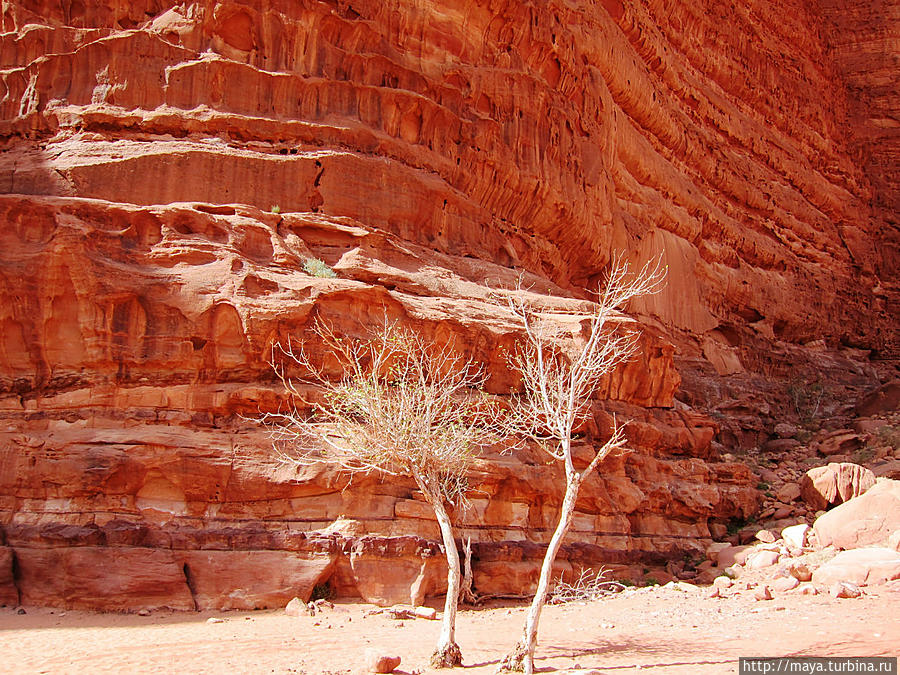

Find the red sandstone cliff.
[{"left": 0, "top": 0, "right": 896, "bottom": 610}]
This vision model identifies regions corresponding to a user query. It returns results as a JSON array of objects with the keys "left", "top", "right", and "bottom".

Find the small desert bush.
[
  {"left": 787, "top": 376, "right": 826, "bottom": 427},
  {"left": 851, "top": 446, "right": 876, "bottom": 465},
  {"left": 794, "top": 428, "right": 814, "bottom": 444},
  {"left": 548, "top": 568, "right": 625, "bottom": 604},
  {"left": 311, "top": 582, "right": 334, "bottom": 601},
  {"left": 303, "top": 257, "right": 337, "bottom": 278},
  {"left": 854, "top": 423, "right": 900, "bottom": 464}
]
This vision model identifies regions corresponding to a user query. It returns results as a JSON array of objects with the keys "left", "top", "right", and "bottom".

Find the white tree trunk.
[
  {"left": 509, "top": 475, "right": 580, "bottom": 674},
  {"left": 430, "top": 491, "right": 464, "bottom": 666},
  {"left": 461, "top": 536, "right": 477, "bottom": 604}
]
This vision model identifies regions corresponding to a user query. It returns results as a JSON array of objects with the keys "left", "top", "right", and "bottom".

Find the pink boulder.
[
  {"left": 800, "top": 463, "right": 875, "bottom": 512},
  {"left": 829, "top": 581, "right": 862, "bottom": 599},
  {"left": 813, "top": 479, "right": 900, "bottom": 549},
  {"left": 746, "top": 550, "right": 780, "bottom": 569},
  {"left": 716, "top": 545, "right": 752, "bottom": 568},
  {"left": 365, "top": 649, "right": 401, "bottom": 674},
  {"left": 773, "top": 576, "right": 800, "bottom": 592},
  {"left": 754, "top": 585, "right": 773, "bottom": 601},
  {"left": 811, "top": 548, "right": 900, "bottom": 587},
  {"left": 781, "top": 524, "right": 810, "bottom": 549},
  {"left": 285, "top": 597, "right": 311, "bottom": 617}
]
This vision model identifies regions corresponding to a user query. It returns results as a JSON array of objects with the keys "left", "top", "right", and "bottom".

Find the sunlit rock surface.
[{"left": 0, "top": 0, "right": 896, "bottom": 609}]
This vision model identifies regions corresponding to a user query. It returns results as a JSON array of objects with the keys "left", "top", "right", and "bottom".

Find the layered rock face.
[{"left": 0, "top": 0, "right": 896, "bottom": 610}]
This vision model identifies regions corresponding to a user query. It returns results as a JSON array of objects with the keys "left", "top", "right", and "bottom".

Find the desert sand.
[{"left": 3, "top": 583, "right": 898, "bottom": 675}]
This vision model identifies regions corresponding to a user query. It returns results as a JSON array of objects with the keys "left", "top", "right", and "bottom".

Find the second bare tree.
[{"left": 497, "top": 258, "right": 665, "bottom": 673}]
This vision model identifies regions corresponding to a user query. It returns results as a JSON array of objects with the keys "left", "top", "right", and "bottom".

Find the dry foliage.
[
  {"left": 548, "top": 567, "right": 626, "bottom": 604},
  {"left": 497, "top": 256, "right": 666, "bottom": 457},
  {"left": 262, "top": 322, "right": 494, "bottom": 504},
  {"left": 261, "top": 320, "right": 499, "bottom": 667}
]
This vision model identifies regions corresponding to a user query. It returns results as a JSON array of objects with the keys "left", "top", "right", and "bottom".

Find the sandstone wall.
[{"left": 0, "top": 0, "right": 895, "bottom": 610}]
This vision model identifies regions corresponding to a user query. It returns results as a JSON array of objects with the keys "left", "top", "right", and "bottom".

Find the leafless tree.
[
  {"left": 261, "top": 321, "right": 495, "bottom": 667},
  {"left": 496, "top": 257, "right": 665, "bottom": 674}
]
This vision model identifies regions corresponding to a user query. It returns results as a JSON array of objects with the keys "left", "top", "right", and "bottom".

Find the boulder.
[
  {"left": 829, "top": 581, "right": 862, "bottom": 599},
  {"left": 774, "top": 423, "right": 800, "bottom": 439},
  {"left": 709, "top": 523, "right": 728, "bottom": 540},
  {"left": 755, "top": 529, "right": 777, "bottom": 543},
  {"left": 695, "top": 560, "right": 716, "bottom": 583},
  {"left": 855, "top": 381, "right": 900, "bottom": 416},
  {"left": 181, "top": 550, "right": 338, "bottom": 610},
  {"left": 350, "top": 551, "right": 447, "bottom": 606},
  {"left": 13, "top": 546, "right": 194, "bottom": 611},
  {"left": 746, "top": 550, "right": 780, "bottom": 569},
  {"left": 772, "top": 576, "right": 799, "bottom": 592},
  {"left": 763, "top": 438, "right": 801, "bottom": 453},
  {"left": 365, "top": 649, "right": 401, "bottom": 674},
  {"left": 285, "top": 597, "right": 311, "bottom": 617},
  {"left": 775, "top": 484, "right": 802, "bottom": 503},
  {"left": 812, "top": 548, "right": 900, "bottom": 586},
  {"left": 818, "top": 431, "right": 864, "bottom": 457},
  {"left": 723, "top": 565, "right": 742, "bottom": 579},
  {"left": 773, "top": 505, "right": 793, "bottom": 519},
  {"left": 787, "top": 562, "right": 813, "bottom": 582},
  {"left": 716, "top": 545, "right": 752, "bottom": 568},
  {"left": 413, "top": 606, "right": 438, "bottom": 620},
  {"left": 781, "top": 524, "right": 810, "bottom": 549},
  {"left": 853, "top": 419, "right": 889, "bottom": 435},
  {"left": 871, "top": 459, "right": 900, "bottom": 480},
  {"left": 800, "top": 463, "right": 875, "bottom": 511},
  {"left": 754, "top": 585, "right": 773, "bottom": 601},
  {"left": 705, "top": 542, "right": 732, "bottom": 564},
  {"left": 758, "top": 469, "right": 780, "bottom": 485},
  {"left": 813, "top": 479, "right": 900, "bottom": 549}
]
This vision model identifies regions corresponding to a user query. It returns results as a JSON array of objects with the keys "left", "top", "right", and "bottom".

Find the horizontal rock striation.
[{"left": 0, "top": 0, "right": 896, "bottom": 609}]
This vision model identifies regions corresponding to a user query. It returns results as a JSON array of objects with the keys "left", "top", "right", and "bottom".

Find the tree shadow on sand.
[{"left": 469, "top": 635, "right": 735, "bottom": 672}]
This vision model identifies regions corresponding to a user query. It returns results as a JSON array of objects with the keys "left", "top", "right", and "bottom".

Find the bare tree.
[
  {"left": 496, "top": 258, "right": 665, "bottom": 674},
  {"left": 261, "top": 322, "right": 494, "bottom": 667}
]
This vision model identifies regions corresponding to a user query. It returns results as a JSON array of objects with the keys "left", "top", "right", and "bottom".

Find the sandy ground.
[{"left": 2, "top": 585, "right": 898, "bottom": 675}]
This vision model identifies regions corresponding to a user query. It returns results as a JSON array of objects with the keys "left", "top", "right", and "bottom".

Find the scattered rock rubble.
[{"left": 694, "top": 460, "right": 900, "bottom": 602}]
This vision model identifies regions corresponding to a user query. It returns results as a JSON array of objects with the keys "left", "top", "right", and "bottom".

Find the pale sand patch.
[{"left": 2, "top": 585, "right": 897, "bottom": 674}]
